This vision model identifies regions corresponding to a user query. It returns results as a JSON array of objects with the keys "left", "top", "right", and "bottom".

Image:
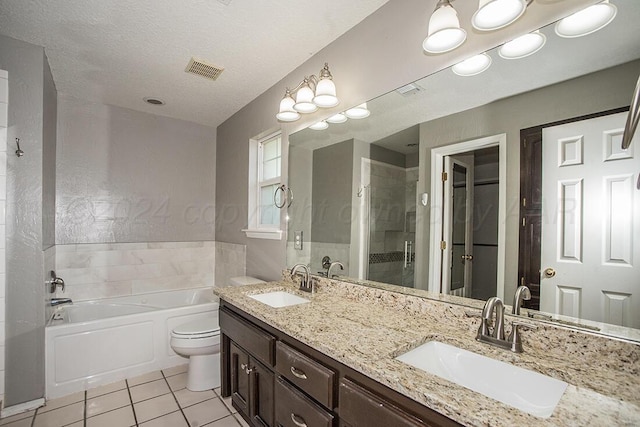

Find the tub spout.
[{"left": 51, "top": 298, "right": 73, "bottom": 307}]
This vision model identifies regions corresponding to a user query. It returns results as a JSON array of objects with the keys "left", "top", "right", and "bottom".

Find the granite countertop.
[{"left": 214, "top": 277, "right": 640, "bottom": 427}]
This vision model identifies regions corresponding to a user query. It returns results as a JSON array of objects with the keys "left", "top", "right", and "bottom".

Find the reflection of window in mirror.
[{"left": 244, "top": 132, "right": 283, "bottom": 240}]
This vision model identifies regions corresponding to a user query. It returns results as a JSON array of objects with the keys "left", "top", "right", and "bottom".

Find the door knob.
[
  {"left": 461, "top": 254, "right": 474, "bottom": 261},
  {"left": 543, "top": 267, "right": 556, "bottom": 278}
]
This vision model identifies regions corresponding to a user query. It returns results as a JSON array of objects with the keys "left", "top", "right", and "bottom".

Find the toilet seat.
[{"left": 171, "top": 318, "right": 220, "bottom": 339}]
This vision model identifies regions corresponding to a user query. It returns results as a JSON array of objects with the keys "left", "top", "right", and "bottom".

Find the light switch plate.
[{"left": 294, "top": 231, "right": 303, "bottom": 250}]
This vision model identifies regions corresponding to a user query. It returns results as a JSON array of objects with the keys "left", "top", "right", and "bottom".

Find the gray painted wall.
[
  {"left": 0, "top": 35, "right": 51, "bottom": 407},
  {"left": 311, "top": 140, "right": 353, "bottom": 244},
  {"left": 56, "top": 96, "right": 216, "bottom": 244},
  {"left": 215, "top": 0, "right": 594, "bottom": 281},
  {"left": 416, "top": 59, "right": 640, "bottom": 303}
]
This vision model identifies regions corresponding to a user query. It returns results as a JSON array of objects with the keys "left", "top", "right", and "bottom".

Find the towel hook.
[{"left": 15, "top": 138, "right": 24, "bottom": 157}]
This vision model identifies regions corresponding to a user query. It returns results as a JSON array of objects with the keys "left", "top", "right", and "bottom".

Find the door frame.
[{"left": 428, "top": 134, "right": 507, "bottom": 299}]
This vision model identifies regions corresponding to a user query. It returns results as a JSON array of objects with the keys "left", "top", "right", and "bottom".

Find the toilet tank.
[{"left": 229, "top": 276, "right": 266, "bottom": 286}]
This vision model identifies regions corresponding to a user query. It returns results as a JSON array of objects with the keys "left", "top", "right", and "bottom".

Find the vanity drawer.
[
  {"left": 275, "top": 377, "right": 334, "bottom": 427},
  {"left": 220, "top": 308, "right": 275, "bottom": 366},
  {"left": 339, "top": 378, "right": 425, "bottom": 427},
  {"left": 276, "top": 341, "right": 335, "bottom": 408}
]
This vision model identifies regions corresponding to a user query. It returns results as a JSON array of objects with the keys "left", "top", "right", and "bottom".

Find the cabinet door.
[
  {"left": 249, "top": 358, "right": 275, "bottom": 427},
  {"left": 339, "top": 379, "right": 426, "bottom": 427},
  {"left": 230, "top": 342, "right": 250, "bottom": 416}
]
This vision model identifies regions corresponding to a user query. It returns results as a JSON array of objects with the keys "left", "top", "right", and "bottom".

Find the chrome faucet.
[
  {"left": 51, "top": 298, "right": 73, "bottom": 307},
  {"left": 290, "top": 264, "right": 311, "bottom": 292},
  {"left": 327, "top": 261, "right": 344, "bottom": 278},
  {"left": 512, "top": 285, "right": 531, "bottom": 315},
  {"left": 475, "top": 296, "right": 536, "bottom": 353}
]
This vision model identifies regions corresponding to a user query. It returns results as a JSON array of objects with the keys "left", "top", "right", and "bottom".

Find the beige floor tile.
[
  {"left": 133, "top": 393, "right": 179, "bottom": 423},
  {"left": 130, "top": 379, "right": 170, "bottom": 403},
  {"left": 38, "top": 391, "right": 84, "bottom": 414},
  {"left": 0, "top": 409, "right": 35, "bottom": 425},
  {"left": 127, "top": 370, "right": 164, "bottom": 387},
  {"left": 166, "top": 372, "right": 187, "bottom": 391},
  {"left": 86, "top": 405, "right": 136, "bottom": 427},
  {"left": 0, "top": 418, "right": 32, "bottom": 427},
  {"left": 206, "top": 414, "right": 242, "bottom": 427},
  {"left": 86, "top": 389, "right": 131, "bottom": 417},
  {"left": 183, "top": 398, "right": 229, "bottom": 426},
  {"left": 174, "top": 388, "right": 216, "bottom": 408},
  {"left": 214, "top": 389, "right": 236, "bottom": 414},
  {"left": 139, "top": 410, "right": 189, "bottom": 427},
  {"left": 86, "top": 380, "right": 127, "bottom": 399},
  {"left": 162, "top": 364, "right": 188, "bottom": 377},
  {"left": 233, "top": 414, "right": 250, "bottom": 427},
  {"left": 33, "top": 401, "right": 83, "bottom": 427}
]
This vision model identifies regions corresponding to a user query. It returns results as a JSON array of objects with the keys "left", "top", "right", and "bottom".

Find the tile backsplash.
[{"left": 55, "top": 241, "right": 217, "bottom": 301}]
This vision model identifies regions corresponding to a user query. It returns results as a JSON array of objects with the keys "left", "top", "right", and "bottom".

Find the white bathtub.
[{"left": 45, "top": 287, "right": 219, "bottom": 399}]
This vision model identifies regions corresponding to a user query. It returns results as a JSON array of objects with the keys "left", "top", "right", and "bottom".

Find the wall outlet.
[{"left": 294, "top": 231, "right": 303, "bottom": 250}]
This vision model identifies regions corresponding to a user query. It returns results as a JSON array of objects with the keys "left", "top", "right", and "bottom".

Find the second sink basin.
[
  {"left": 248, "top": 291, "right": 310, "bottom": 308},
  {"left": 396, "top": 341, "right": 568, "bottom": 418}
]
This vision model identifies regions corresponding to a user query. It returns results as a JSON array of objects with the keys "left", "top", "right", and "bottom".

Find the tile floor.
[{"left": 0, "top": 365, "right": 249, "bottom": 427}]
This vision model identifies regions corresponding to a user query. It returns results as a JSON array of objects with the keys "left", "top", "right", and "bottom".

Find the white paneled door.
[{"left": 541, "top": 112, "right": 640, "bottom": 328}]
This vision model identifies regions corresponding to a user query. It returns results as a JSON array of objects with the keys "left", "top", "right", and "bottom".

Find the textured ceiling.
[{"left": 0, "top": 0, "right": 389, "bottom": 127}]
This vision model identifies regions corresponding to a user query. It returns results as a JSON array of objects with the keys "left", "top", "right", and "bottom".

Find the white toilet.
[{"left": 170, "top": 276, "right": 265, "bottom": 391}]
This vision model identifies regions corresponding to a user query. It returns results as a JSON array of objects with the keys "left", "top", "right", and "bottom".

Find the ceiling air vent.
[
  {"left": 396, "top": 83, "right": 423, "bottom": 97},
  {"left": 185, "top": 57, "right": 224, "bottom": 81}
]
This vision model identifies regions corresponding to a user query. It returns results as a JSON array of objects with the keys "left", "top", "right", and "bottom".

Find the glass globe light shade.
[
  {"left": 472, "top": 0, "right": 526, "bottom": 31},
  {"left": 555, "top": 1, "right": 617, "bottom": 38},
  {"left": 276, "top": 93, "right": 300, "bottom": 122},
  {"left": 452, "top": 53, "right": 492, "bottom": 77},
  {"left": 293, "top": 84, "right": 318, "bottom": 113},
  {"left": 345, "top": 103, "right": 371, "bottom": 119},
  {"left": 423, "top": 2, "right": 466, "bottom": 54},
  {"left": 499, "top": 31, "right": 546, "bottom": 59},
  {"left": 313, "top": 78, "right": 339, "bottom": 108},
  {"left": 326, "top": 113, "right": 348, "bottom": 124}
]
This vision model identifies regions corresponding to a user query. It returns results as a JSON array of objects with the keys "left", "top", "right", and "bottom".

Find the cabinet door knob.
[
  {"left": 240, "top": 363, "right": 248, "bottom": 370},
  {"left": 291, "top": 413, "right": 308, "bottom": 427},
  {"left": 290, "top": 366, "right": 308, "bottom": 380}
]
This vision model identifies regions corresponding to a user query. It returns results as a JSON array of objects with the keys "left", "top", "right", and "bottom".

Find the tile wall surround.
[
  {"left": 0, "top": 69, "right": 7, "bottom": 405},
  {"left": 214, "top": 241, "right": 246, "bottom": 287},
  {"left": 54, "top": 241, "right": 216, "bottom": 301}
]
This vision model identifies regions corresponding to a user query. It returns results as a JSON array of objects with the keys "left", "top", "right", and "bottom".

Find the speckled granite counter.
[{"left": 214, "top": 277, "right": 640, "bottom": 427}]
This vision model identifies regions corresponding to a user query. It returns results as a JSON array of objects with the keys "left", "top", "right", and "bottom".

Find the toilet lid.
[{"left": 172, "top": 318, "right": 220, "bottom": 336}]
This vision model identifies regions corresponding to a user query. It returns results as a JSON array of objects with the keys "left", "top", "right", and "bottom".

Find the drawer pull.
[
  {"left": 290, "top": 366, "right": 308, "bottom": 380},
  {"left": 290, "top": 413, "right": 308, "bottom": 427}
]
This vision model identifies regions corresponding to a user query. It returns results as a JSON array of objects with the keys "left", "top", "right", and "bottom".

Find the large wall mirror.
[{"left": 287, "top": 0, "right": 640, "bottom": 340}]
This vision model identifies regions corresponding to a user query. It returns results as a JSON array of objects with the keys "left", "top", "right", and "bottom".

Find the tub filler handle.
[{"left": 46, "top": 270, "right": 65, "bottom": 293}]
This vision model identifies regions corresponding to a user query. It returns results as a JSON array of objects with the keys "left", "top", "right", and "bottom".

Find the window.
[{"left": 244, "top": 132, "right": 284, "bottom": 240}]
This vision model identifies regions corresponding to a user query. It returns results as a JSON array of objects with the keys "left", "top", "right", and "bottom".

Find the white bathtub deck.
[{"left": 1, "top": 365, "right": 248, "bottom": 427}]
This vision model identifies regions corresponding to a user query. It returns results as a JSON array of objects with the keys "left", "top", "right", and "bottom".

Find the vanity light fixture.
[
  {"left": 452, "top": 53, "right": 492, "bottom": 77},
  {"left": 345, "top": 103, "right": 371, "bottom": 119},
  {"left": 309, "top": 120, "right": 329, "bottom": 130},
  {"left": 555, "top": 0, "right": 617, "bottom": 38},
  {"left": 276, "top": 63, "right": 339, "bottom": 122},
  {"left": 498, "top": 30, "right": 546, "bottom": 59},
  {"left": 326, "top": 112, "right": 348, "bottom": 124},
  {"left": 423, "top": 0, "right": 467, "bottom": 54},
  {"left": 472, "top": 0, "right": 527, "bottom": 31}
]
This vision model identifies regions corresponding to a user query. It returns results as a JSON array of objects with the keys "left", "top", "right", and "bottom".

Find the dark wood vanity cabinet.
[{"left": 220, "top": 302, "right": 460, "bottom": 427}]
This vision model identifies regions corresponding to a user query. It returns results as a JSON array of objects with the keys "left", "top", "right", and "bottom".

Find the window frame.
[{"left": 243, "top": 131, "right": 284, "bottom": 240}]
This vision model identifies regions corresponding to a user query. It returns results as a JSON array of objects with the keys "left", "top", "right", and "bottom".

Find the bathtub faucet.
[{"left": 50, "top": 298, "right": 73, "bottom": 307}]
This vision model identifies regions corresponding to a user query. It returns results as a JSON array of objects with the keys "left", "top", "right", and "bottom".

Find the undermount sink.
[
  {"left": 248, "top": 291, "right": 310, "bottom": 308},
  {"left": 396, "top": 341, "right": 568, "bottom": 418}
]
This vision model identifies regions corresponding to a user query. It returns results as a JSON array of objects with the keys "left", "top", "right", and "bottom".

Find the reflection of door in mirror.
[
  {"left": 440, "top": 149, "right": 500, "bottom": 300},
  {"left": 443, "top": 157, "right": 474, "bottom": 297},
  {"left": 520, "top": 110, "right": 640, "bottom": 328},
  {"left": 362, "top": 157, "right": 418, "bottom": 287}
]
